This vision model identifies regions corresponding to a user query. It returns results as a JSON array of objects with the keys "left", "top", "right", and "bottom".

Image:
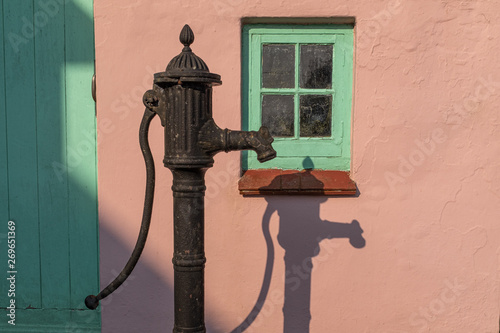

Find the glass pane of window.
[
  {"left": 262, "top": 95, "right": 294, "bottom": 137},
  {"left": 300, "top": 44, "right": 333, "bottom": 89},
  {"left": 262, "top": 44, "right": 295, "bottom": 89},
  {"left": 299, "top": 95, "right": 332, "bottom": 137}
]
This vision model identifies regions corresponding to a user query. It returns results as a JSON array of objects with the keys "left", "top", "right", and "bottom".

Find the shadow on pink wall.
[
  {"left": 231, "top": 172, "right": 365, "bottom": 333},
  {"left": 98, "top": 184, "right": 364, "bottom": 332},
  {"left": 96, "top": 152, "right": 365, "bottom": 332},
  {"left": 99, "top": 222, "right": 175, "bottom": 331}
]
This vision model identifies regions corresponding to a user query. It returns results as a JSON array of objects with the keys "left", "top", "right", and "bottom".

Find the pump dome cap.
[{"left": 155, "top": 25, "right": 221, "bottom": 85}]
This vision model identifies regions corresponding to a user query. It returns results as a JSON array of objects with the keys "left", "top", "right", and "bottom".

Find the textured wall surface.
[{"left": 94, "top": 1, "right": 500, "bottom": 332}]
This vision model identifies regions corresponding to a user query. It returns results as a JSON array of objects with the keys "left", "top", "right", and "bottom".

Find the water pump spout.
[{"left": 198, "top": 119, "right": 276, "bottom": 162}]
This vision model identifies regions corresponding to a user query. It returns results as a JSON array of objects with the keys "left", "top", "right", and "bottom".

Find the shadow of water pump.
[{"left": 231, "top": 158, "right": 365, "bottom": 333}]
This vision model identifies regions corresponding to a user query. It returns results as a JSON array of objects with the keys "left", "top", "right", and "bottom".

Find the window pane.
[
  {"left": 300, "top": 44, "right": 333, "bottom": 89},
  {"left": 262, "top": 44, "right": 295, "bottom": 88},
  {"left": 299, "top": 95, "right": 332, "bottom": 137},
  {"left": 262, "top": 95, "right": 294, "bottom": 137}
]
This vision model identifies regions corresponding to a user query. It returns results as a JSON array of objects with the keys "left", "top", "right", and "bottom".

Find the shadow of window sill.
[{"left": 238, "top": 169, "right": 357, "bottom": 196}]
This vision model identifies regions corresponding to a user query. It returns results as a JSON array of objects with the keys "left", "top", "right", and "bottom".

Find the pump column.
[{"left": 171, "top": 168, "right": 207, "bottom": 333}]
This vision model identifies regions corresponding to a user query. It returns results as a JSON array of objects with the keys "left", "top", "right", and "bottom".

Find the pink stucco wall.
[{"left": 94, "top": 1, "right": 500, "bottom": 332}]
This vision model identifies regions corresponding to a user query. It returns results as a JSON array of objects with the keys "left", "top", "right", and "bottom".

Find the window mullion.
[
  {"left": 294, "top": 42, "right": 300, "bottom": 139},
  {"left": 253, "top": 34, "right": 262, "bottom": 130}
]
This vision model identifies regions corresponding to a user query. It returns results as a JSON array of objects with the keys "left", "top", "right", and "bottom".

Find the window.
[
  {"left": 242, "top": 24, "right": 354, "bottom": 172},
  {"left": 239, "top": 23, "right": 355, "bottom": 195}
]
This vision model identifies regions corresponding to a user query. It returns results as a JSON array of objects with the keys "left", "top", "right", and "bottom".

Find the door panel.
[{"left": 0, "top": 0, "right": 100, "bottom": 331}]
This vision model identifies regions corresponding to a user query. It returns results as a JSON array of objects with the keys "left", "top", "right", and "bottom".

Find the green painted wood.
[
  {"left": 241, "top": 27, "right": 251, "bottom": 170},
  {"left": 243, "top": 32, "right": 264, "bottom": 169},
  {"left": 335, "top": 30, "right": 354, "bottom": 165},
  {"left": 65, "top": 0, "right": 99, "bottom": 311},
  {"left": 3, "top": 0, "right": 42, "bottom": 309},
  {"left": 242, "top": 24, "right": 353, "bottom": 170},
  {"left": 34, "top": 0, "right": 71, "bottom": 309},
  {"left": 0, "top": 0, "right": 10, "bottom": 308},
  {"left": 0, "top": 0, "right": 99, "bottom": 330},
  {"left": 1, "top": 308, "right": 100, "bottom": 332}
]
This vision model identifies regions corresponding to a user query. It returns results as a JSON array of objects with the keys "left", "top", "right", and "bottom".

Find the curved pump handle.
[{"left": 85, "top": 103, "right": 158, "bottom": 310}]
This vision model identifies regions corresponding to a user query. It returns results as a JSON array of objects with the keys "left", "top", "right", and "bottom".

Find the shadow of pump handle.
[{"left": 85, "top": 25, "right": 276, "bottom": 311}]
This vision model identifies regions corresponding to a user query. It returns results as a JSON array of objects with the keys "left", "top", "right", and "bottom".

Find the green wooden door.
[{"left": 0, "top": 0, "right": 100, "bottom": 331}]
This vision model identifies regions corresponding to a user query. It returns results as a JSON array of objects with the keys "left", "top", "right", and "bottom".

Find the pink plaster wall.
[{"left": 94, "top": 1, "right": 500, "bottom": 332}]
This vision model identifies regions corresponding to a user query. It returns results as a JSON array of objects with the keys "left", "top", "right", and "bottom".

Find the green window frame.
[{"left": 242, "top": 24, "right": 353, "bottom": 170}]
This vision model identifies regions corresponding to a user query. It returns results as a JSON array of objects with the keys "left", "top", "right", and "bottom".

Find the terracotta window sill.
[{"left": 238, "top": 169, "right": 357, "bottom": 196}]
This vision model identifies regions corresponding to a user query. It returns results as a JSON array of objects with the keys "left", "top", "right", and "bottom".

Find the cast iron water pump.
[{"left": 85, "top": 25, "right": 276, "bottom": 332}]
